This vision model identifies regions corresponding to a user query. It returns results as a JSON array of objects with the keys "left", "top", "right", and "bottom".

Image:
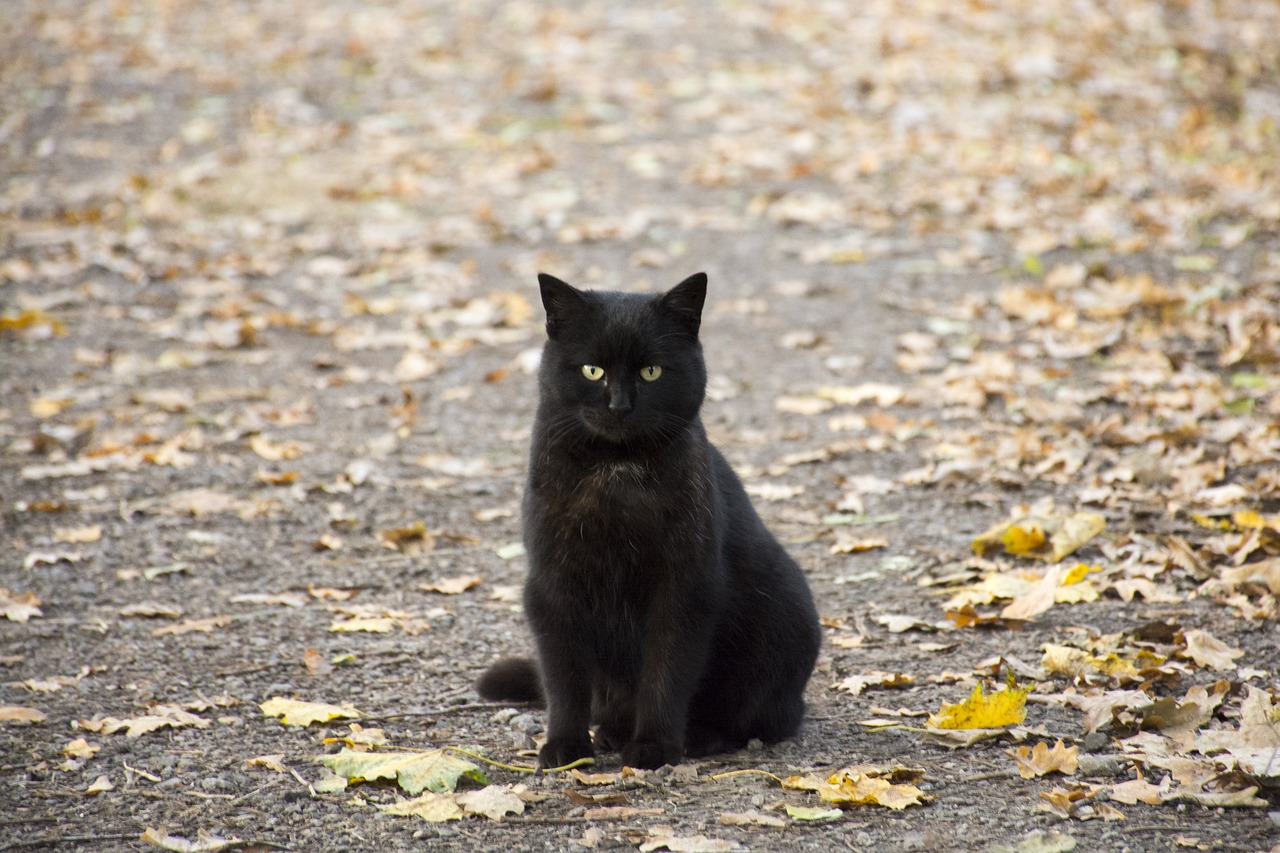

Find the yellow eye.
[
  {"left": 640, "top": 365, "right": 662, "bottom": 382},
  {"left": 581, "top": 364, "right": 605, "bottom": 381}
]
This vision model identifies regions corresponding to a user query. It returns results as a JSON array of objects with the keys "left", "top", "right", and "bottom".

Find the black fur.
[{"left": 477, "top": 272, "right": 820, "bottom": 770}]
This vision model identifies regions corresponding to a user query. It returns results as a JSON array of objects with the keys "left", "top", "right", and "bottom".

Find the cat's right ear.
[{"left": 537, "top": 273, "right": 587, "bottom": 341}]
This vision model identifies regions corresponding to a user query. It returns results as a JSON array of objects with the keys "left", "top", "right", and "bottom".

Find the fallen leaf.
[
  {"left": 455, "top": 785, "right": 526, "bottom": 820},
  {"left": 833, "top": 671, "right": 915, "bottom": 697},
  {"left": 260, "top": 697, "right": 361, "bottom": 727},
  {"left": 1180, "top": 629, "right": 1244, "bottom": 671},
  {"left": 928, "top": 683, "right": 1028, "bottom": 729},
  {"left": 1104, "top": 778, "right": 1165, "bottom": 805},
  {"left": 245, "top": 754, "right": 289, "bottom": 773},
  {"left": 0, "top": 706, "right": 47, "bottom": 723},
  {"left": 119, "top": 602, "right": 184, "bottom": 619},
  {"left": 784, "top": 805, "right": 843, "bottom": 822},
  {"left": 380, "top": 791, "right": 465, "bottom": 822},
  {"left": 378, "top": 521, "right": 435, "bottom": 554},
  {"left": 638, "top": 834, "right": 744, "bottom": 853},
  {"left": 719, "top": 810, "right": 787, "bottom": 827},
  {"left": 1011, "top": 740, "right": 1079, "bottom": 779},
  {"left": 972, "top": 512, "right": 1105, "bottom": 562},
  {"left": 0, "top": 589, "right": 43, "bottom": 622},
  {"left": 78, "top": 706, "right": 210, "bottom": 737},
  {"left": 228, "top": 592, "right": 308, "bottom": 607},
  {"left": 54, "top": 524, "right": 102, "bottom": 543},
  {"left": 86, "top": 774, "right": 114, "bottom": 794},
  {"left": 318, "top": 747, "right": 488, "bottom": 794},
  {"left": 419, "top": 575, "right": 483, "bottom": 595},
  {"left": 150, "top": 615, "right": 232, "bottom": 636},
  {"left": 140, "top": 828, "right": 242, "bottom": 852},
  {"left": 63, "top": 737, "right": 101, "bottom": 759}
]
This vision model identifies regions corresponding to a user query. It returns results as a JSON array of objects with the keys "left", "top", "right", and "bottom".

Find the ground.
[{"left": 2, "top": 1, "right": 1280, "bottom": 851}]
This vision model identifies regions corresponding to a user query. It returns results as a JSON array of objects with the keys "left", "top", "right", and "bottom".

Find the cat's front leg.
[
  {"left": 624, "top": 600, "right": 714, "bottom": 769},
  {"left": 531, "top": 625, "right": 595, "bottom": 769}
]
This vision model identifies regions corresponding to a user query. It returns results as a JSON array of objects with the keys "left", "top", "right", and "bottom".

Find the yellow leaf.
[
  {"left": 784, "top": 805, "right": 843, "bottom": 822},
  {"left": 319, "top": 747, "right": 488, "bottom": 794},
  {"left": 927, "top": 683, "right": 1027, "bottom": 729},
  {"left": 1010, "top": 740, "right": 1079, "bottom": 779},
  {"left": 817, "top": 770, "right": 924, "bottom": 810},
  {"left": 1062, "top": 563, "right": 1096, "bottom": 585},
  {"left": 972, "top": 513, "right": 1105, "bottom": 562},
  {"left": 1001, "top": 522, "right": 1047, "bottom": 555},
  {"left": 260, "top": 697, "right": 360, "bottom": 727},
  {"left": 30, "top": 397, "right": 73, "bottom": 418}
]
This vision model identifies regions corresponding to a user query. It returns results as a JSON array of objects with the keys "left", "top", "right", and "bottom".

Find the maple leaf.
[
  {"left": 318, "top": 747, "right": 488, "bottom": 794},
  {"left": 260, "top": 697, "right": 361, "bottom": 727},
  {"left": 1010, "top": 740, "right": 1079, "bottom": 779},
  {"left": 0, "top": 588, "right": 43, "bottom": 622},
  {"left": 833, "top": 671, "right": 915, "bottom": 697},
  {"left": 455, "top": 785, "right": 526, "bottom": 820},
  {"left": 783, "top": 765, "right": 926, "bottom": 810},
  {"left": 928, "top": 683, "right": 1028, "bottom": 729}
]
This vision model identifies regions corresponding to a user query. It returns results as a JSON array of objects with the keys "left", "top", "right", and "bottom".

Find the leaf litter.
[{"left": 3, "top": 0, "right": 1279, "bottom": 849}]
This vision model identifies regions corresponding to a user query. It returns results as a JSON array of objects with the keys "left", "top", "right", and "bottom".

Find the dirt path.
[{"left": 3, "top": 1, "right": 1279, "bottom": 851}]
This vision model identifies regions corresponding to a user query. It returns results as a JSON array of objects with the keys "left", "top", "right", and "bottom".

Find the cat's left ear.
[{"left": 659, "top": 272, "right": 707, "bottom": 337}]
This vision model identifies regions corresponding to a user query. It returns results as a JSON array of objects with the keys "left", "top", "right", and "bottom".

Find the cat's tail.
[{"left": 476, "top": 657, "right": 544, "bottom": 705}]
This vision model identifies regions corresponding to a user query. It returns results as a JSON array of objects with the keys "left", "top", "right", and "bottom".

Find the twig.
[
  {"left": 0, "top": 833, "right": 140, "bottom": 851},
  {"left": 959, "top": 770, "right": 1017, "bottom": 782},
  {"left": 709, "top": 768, "right": 785, "bottom": 784},
  {"left": 444, "top": 747, "right": 594, "bottom": 775}
]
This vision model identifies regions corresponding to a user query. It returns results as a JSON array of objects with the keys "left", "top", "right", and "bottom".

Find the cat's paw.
[
  {"left": 621, "top": 738, "right": 682, "bottom": 770},
  {"left": 593, "top": 721, "right": 630, "bottom": 752},
  {"left": 538, "top": 737, "right": 594, "bottom": 770}
]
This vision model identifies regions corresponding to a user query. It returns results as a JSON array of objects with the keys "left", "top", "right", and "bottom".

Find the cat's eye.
[
  {"left": 640, "top": 365, "right": 662, "bottom": 382},
  {"left": 581, "top": 365, "right": 605, "bottom": 381}
]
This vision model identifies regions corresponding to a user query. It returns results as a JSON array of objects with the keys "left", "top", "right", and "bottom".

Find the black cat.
[{"left": 477, "top": 272, "right": 820, "bottom": 770}]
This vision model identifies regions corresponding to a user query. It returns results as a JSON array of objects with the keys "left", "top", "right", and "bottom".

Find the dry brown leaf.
[
  {"left": 0, "top": 706, "right": 47, "bottom": 723},
  {"left": 419, "top": 575, "right": 483, "bottom": 595},
  {"left": 151, "top": 615, "right": 232, "bottom": 636},
  {"left": 1180, "top": 629, "right": 1244, "bottom": 671},
  {"left": 1011, "top": 740, "right": 1079, "bottom": 779},
  {"left": 0, "top": 588, "right": 43, "bottom": 622}
]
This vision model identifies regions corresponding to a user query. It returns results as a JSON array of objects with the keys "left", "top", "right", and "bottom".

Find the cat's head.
[{"left": 535, "top": 273, "right": 708, "bottom": 448}]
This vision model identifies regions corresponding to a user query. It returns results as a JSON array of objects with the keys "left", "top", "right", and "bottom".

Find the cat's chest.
[{"left": 575, "top": 461, "right": 657, "bottom": 512}]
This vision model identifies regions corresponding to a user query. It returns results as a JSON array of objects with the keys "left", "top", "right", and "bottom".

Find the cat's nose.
[{"left": 608, "top": 387, "right": 633, "bottom": 418}]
